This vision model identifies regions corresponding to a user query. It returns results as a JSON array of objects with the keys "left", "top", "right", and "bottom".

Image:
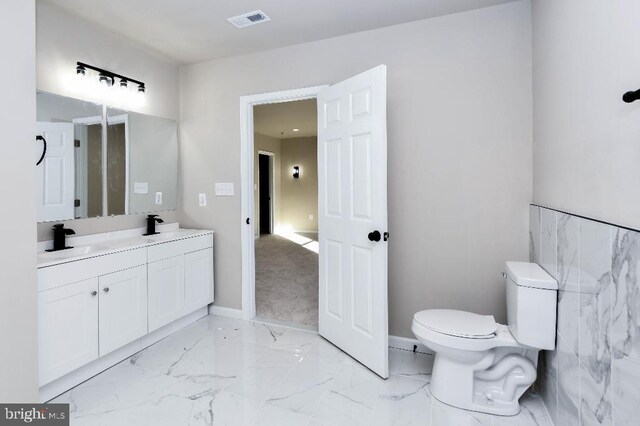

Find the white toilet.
[{"left": 412, "top": 261, "right": 557, "bottom": 416}]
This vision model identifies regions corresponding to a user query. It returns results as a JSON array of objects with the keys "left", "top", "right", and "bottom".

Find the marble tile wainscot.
[{"left": 530, "top": 204, "right": 640, "bottom": 426}]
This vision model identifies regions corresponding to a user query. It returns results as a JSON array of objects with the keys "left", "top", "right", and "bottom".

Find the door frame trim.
[{"left": 240, "top": 85, "right": 327, "bottom": 320}]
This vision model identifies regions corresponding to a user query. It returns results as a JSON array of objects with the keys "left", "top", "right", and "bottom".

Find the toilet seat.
[
  {"left": 412, "top": 309, "right": 522, "bottom": 352},
  {"left": 413, "top": 309, "right": 497, "bottom": 339}
]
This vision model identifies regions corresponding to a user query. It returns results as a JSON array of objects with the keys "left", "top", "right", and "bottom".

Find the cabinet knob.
[
  {"left": 90, "top": 291, "right": 97, "bottom": 296},
  {"left": 103, "top": 287, "right": 110, "bottom": 293}
]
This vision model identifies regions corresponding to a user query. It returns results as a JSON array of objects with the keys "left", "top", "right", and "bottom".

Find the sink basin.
[
  {"left": 143, "top": 231, "right": 193, "bottom": 242},
  {"left": 38, "top": 245, "right": 109, "bottom": 261}
]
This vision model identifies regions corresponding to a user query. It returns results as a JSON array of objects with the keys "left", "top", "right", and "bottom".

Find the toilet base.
[{"left": 428, "top": 346, "right": 538, "bottom": 416}]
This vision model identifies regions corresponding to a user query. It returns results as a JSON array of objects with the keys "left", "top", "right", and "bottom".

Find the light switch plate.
[
  {"left": 199, "top": 193, "right": 207, "bottom": 207},
  {"left": 155, "top": 192, "right": 163, "bottom": 205},
  {"left": 215, "top": 183, "right": 234, "bottom": 196},
  {"left": 134, "top": 182, "right": 149, "bottom": 194}
]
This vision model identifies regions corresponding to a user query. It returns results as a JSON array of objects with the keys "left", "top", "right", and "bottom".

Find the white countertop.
[{"left": 37, "top": 223, "right": 214, "bottom": 269}]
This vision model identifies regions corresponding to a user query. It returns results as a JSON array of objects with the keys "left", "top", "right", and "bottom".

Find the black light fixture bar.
[{"left": 76, "top": 61, "right": 146, "bottom": 90}]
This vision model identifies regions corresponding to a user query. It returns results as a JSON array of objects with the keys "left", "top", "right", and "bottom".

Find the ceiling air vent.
[{"left": 227, "top": 10, "right": 271, "bottom": 29}]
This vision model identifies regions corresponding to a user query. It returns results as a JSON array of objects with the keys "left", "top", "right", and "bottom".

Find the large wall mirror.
[{"left": 35, "top": 92, "right": 178, "bottom": 223}]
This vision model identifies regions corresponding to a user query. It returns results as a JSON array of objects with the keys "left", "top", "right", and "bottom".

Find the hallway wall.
[{"left": 280, "top": 137, "right": 318, "bottom": 233}]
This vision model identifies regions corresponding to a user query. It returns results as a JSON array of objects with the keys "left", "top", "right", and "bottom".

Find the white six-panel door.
[
  {"left": 317, "top": 65, "right": 389, "bottom": 378},
  {"left": 35, "top": 122, "right": 75, "bottom": 222}
]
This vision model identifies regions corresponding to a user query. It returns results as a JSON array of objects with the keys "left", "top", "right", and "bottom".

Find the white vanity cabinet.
[
  {"left": 38, "top": 247, "right": 147, "bottom": 386},
  {"left": 184, "top": 247, "right": 214, "bottom": 314},
  {"left": 148, "top": 256, "right": 185, "bottom": 331},
  {"left": 37, "top": 228, "right": 214, "bottom": 399},
  {"left": 98, "top": 265, "right": 148, "bottom": 356},
  {"left": 147, "top": 234, "right": 214, "bottom": 332},
  {"left": 38, "top": 278, "right": 99, "bottom": 386}
]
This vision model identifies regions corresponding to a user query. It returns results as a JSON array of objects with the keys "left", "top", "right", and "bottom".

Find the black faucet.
[
  {"left": 143, "top": 214, "right": 164, "bottom": 236},
  {"left": 46, "top": 224, "right": 75, "bottom": 252}
]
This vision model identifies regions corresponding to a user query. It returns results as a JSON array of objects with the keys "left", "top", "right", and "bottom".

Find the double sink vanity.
[{"left": 37, "top": 223, "right": 214, "bottom": 402}]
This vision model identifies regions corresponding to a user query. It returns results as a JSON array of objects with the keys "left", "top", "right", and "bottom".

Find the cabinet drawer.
[
  {"left": 147, "top": 233, "right": 213, "bottom": 263},
  {"left": 38, "top": 248, "right": 147, "bottom": 292}
]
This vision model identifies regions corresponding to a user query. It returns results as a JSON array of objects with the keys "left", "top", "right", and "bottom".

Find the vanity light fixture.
[
  {"left": 293, "top": 166, "right": 300, "bottom": 179},
  {"left": 76, "top": 62, "right": 146, "bottom": 94},
  {"left": 99, "top": 73, "right": 114, "bottom": 87},
  {"left": 292, "top": 128, "right": 300, "bottom": 132}
]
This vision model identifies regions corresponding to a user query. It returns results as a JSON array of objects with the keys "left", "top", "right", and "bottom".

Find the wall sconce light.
[
  {"left": 75, "top": 61, "right": 146, "bottom": 94},
  {"left": 293, "top": 166, "right": 300, "bottom": 179}
]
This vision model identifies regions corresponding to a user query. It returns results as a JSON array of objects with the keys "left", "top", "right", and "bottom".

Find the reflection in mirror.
[
  {"left": 107, "top": 108, "right": 178, "bottom": 215},
  {"left": 36, "top": 92, "right": 103, "bottom": 222}
]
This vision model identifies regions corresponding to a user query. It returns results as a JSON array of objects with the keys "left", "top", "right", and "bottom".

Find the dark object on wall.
[
  {"left": 36, "top": 135, "right": 47, "bottom": 166},
  {"left": 623, "top": 88, "right": 640, "bottom": 103},
  {"left": 293, "top": 166, "right": 300, "bottom": 179}
]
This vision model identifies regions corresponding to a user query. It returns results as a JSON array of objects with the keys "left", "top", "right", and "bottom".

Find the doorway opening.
[
  {"left": 252, "top": 98, "right": 319, "bottom": 328},
  {"left": 257, "top": 152, "right": 273, "bottom": 235},
  {"left": 241, "top": 66, "right": 389, "bottom": 378}
]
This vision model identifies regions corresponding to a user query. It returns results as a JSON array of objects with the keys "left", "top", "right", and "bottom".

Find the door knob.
[
  {"left": 368, "top": 230, "right": 381, "bottom": 242},
  {"left": 90, "top": 291, "right": 97, "bottom": 296},
  {"left": 103, "top": 287, "right": 110, "bottom": 293}
]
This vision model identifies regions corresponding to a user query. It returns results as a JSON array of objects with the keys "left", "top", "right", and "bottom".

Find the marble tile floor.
[{"left": 52, "top": 315, "right": 552, "bottom": 426}]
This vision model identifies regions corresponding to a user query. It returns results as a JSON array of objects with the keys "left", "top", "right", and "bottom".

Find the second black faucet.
[{"left": 144, "top": 214, "right": 164, "bottom": 236}]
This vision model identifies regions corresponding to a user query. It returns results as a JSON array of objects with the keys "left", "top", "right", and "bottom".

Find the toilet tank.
[{"left": 505, "top": 261, "right": 557, "bottom": 350}]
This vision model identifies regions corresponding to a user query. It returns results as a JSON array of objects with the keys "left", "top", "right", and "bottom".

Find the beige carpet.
[{"left": 255, "top": 234, "right": 318, "bottom": 327}]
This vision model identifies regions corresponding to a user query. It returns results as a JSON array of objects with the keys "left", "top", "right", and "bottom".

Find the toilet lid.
[{"left": 414, "top": 309, "right": 497, "bottom": 339}]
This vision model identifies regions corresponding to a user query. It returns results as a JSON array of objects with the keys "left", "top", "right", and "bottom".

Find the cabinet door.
[
  {"left": 184, "top": 248, "right": 214, "bottom": 314},
  {"left": 148, "top": 257, "right": 184, "bottom": 332},
  {"left": 38, "top": 278, "right": 99, "bottom": 386},
  {"left": 99, "top": 265, "right": 148, "bottom": 356}
]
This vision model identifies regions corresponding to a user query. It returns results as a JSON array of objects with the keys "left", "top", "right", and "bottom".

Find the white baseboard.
[
  {"left": 389, "top": 335, "right": 432, "bottom": 355},
  {"left": 208, "top": 305, "right": 243, "bottom": 319}
]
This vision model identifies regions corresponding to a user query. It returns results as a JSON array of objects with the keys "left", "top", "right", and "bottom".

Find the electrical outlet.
[
  {"left": 155, "top": 192, "right": 163, "bottom": 205},
  {"left": 309, "top": 214, "right": 314, "bottom": 221},
  {"left": 199, "top": 193, "right": 207, "bottom": 207}
]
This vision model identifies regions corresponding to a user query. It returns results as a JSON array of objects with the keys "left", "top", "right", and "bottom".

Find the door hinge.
[
  {"left": 74, "top": 199, "right": 81, "bottom": 207},
  {"left": 74, "top": 139, "right": 80, "bottom": 148},
  {"left": 383, "top": 232, "right": 389, "bottom": 241}
]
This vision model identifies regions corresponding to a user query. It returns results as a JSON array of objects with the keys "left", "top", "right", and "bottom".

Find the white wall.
[
  {"left": 0, "top": 0, "right": 38, "bottom": 402},
  {"left": 532, "top": 0, "right": 640, "bottom": 229},
  {"left": 180, "top": 1, "right": 533, "bottom": 337},
  {"left": 35, "top": 1, "right": 180, "bottom": 241}
]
